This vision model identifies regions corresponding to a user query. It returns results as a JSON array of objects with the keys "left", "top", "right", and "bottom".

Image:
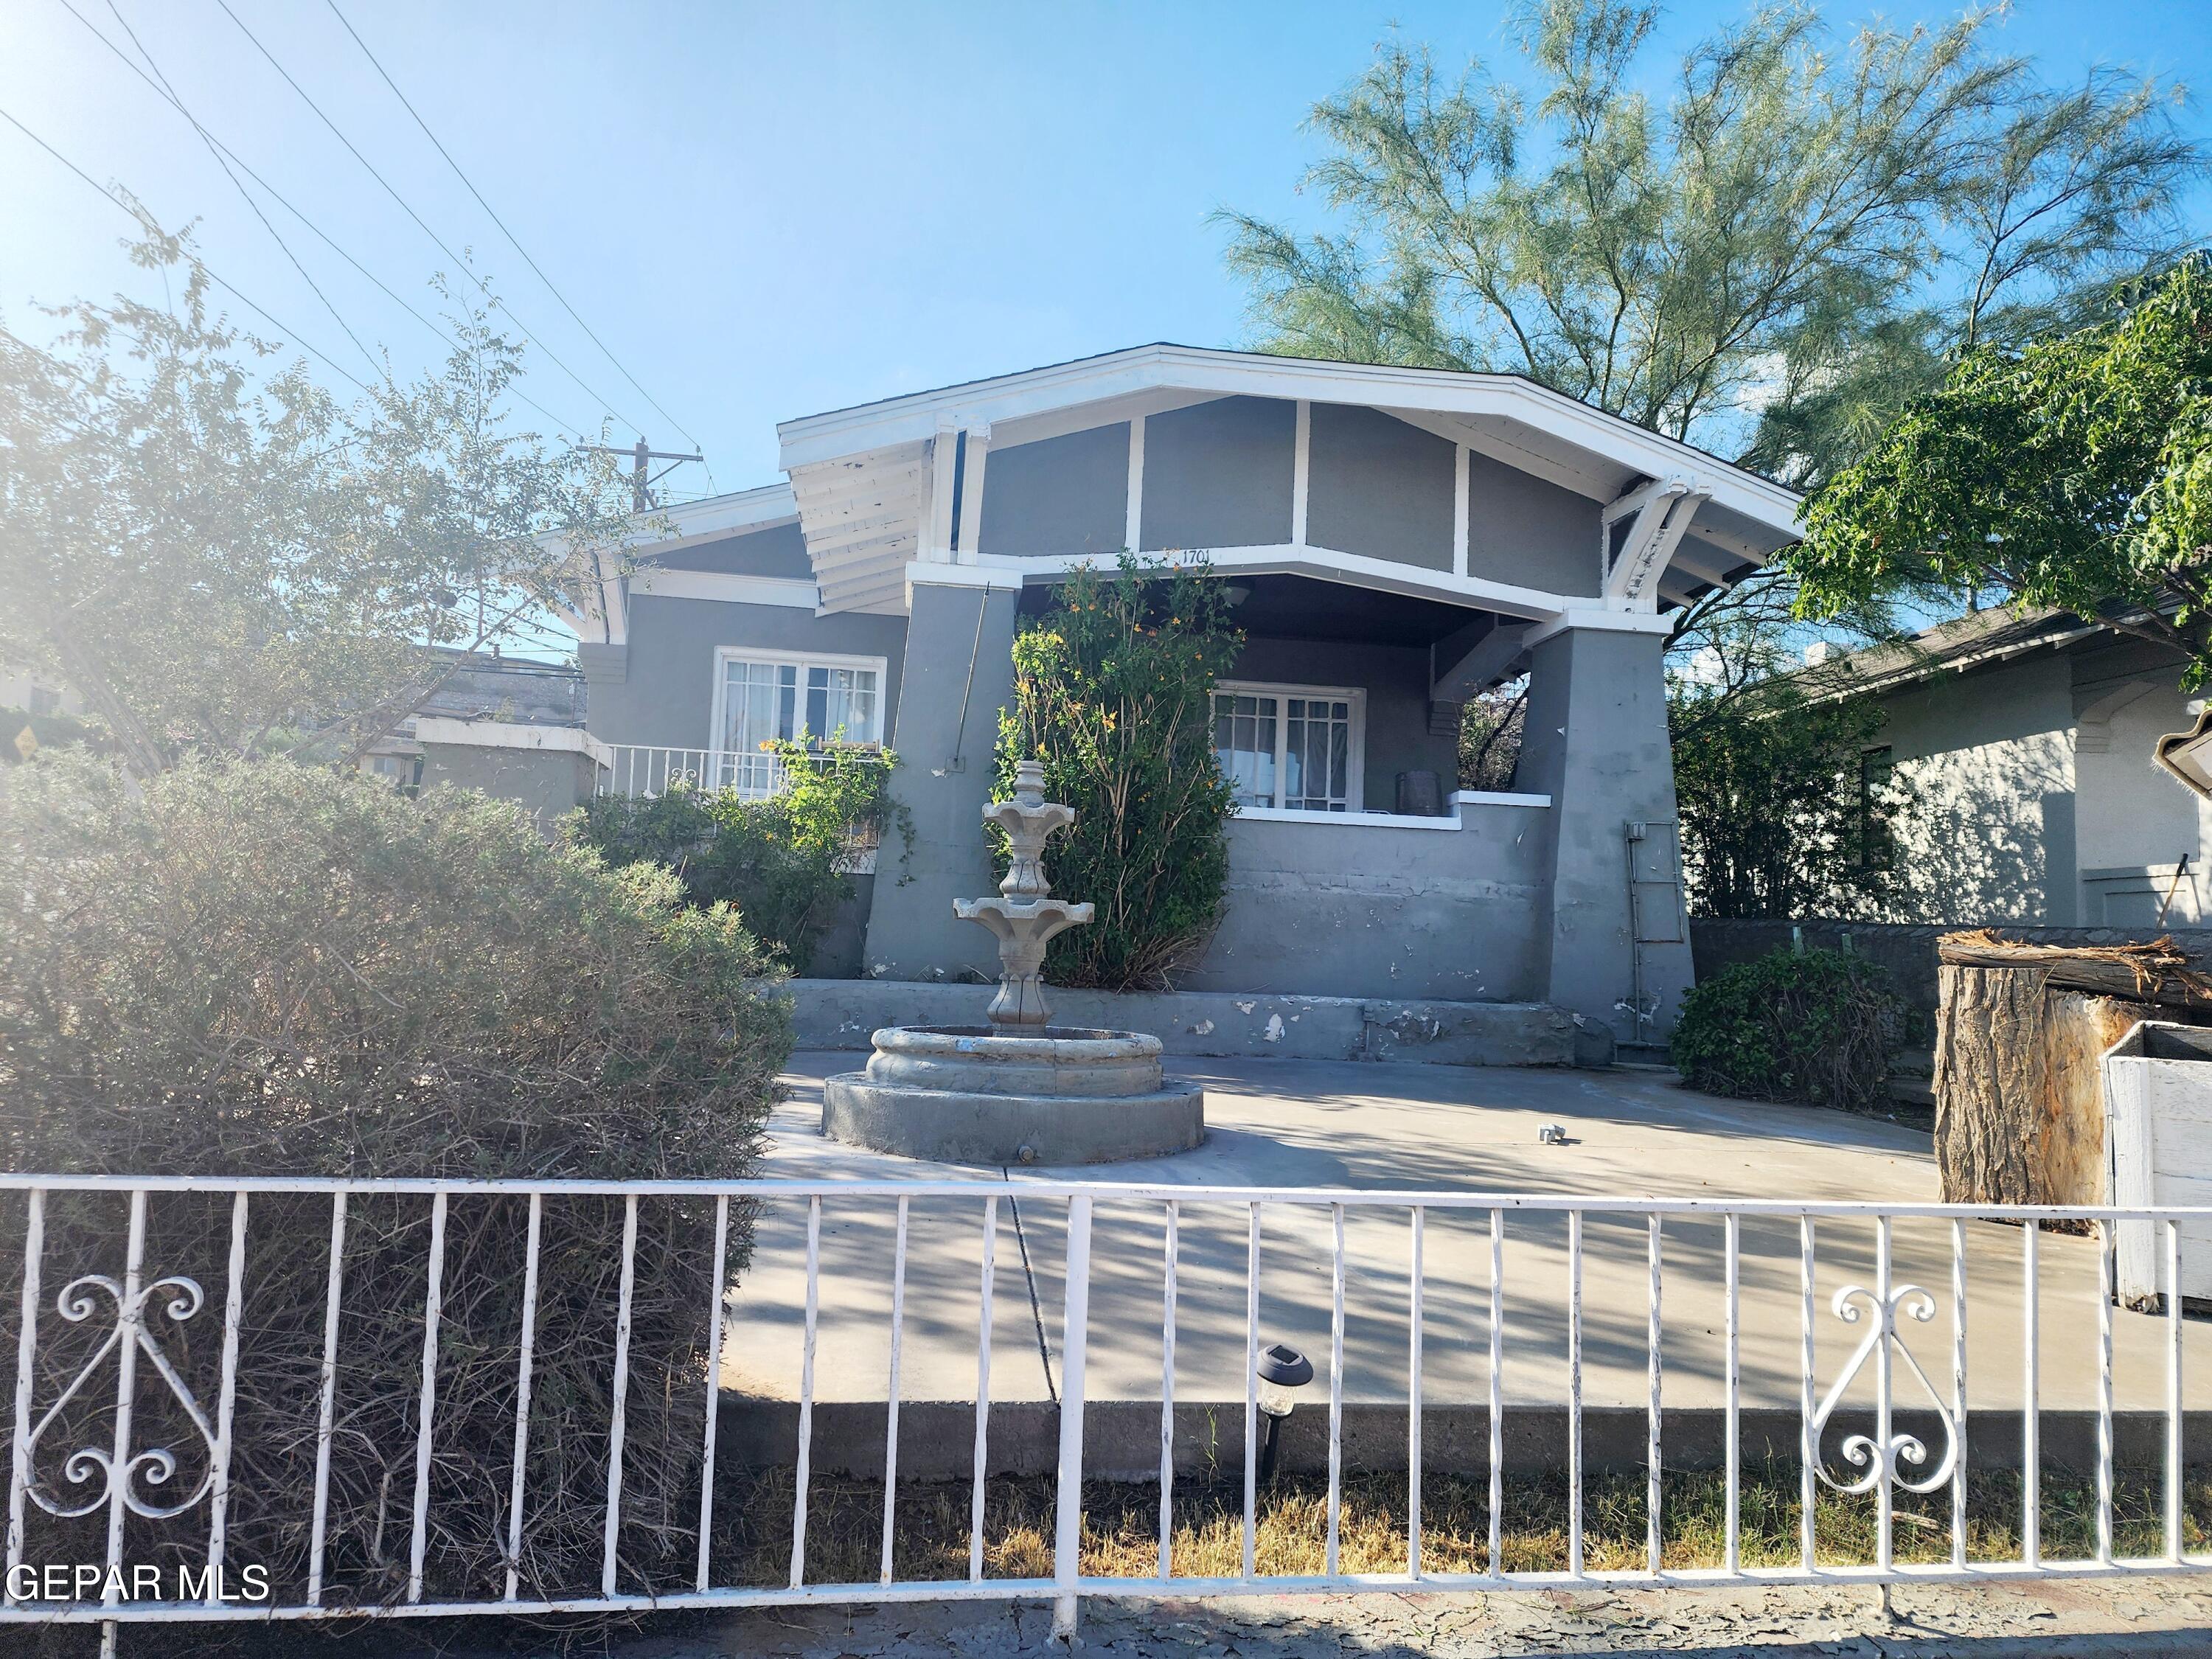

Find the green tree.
[
  {"left": 1795, "top": 254, "right": 2212, "bottom": 688},
  {"left": 1223, "top": 0, "right": 2195, "bottom": 477},
  {"left": 0, "top": 226, "right": 633, "bottom": 776},
  {"left": 996, "top": 557, "right": 1242, "bottom": 992},
  {"left": 1670, "top": 649, "right": 1910, "bottom": 919}
]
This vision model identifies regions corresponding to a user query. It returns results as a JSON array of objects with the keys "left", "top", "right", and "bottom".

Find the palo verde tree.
[
  {"left": 0, "top": 222, "right": 635, "bottom": 776},
  {"left": 1795, "top": 254, "right": 2212, "bottom": 698},
  {"left": 1222, "top": 0, "right": 2201, "bottom": 683}
]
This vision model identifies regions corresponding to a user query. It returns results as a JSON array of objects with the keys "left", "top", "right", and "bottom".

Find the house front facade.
[{"left": 566, "top": 345, "right": 1801, "bottom": 1040}]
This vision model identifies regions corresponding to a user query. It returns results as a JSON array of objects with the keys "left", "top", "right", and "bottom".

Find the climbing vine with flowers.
[{"left": 995, "top": 554, "right": 1242, "bottom": 990}]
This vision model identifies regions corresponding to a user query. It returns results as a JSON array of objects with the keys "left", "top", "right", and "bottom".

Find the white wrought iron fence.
[
  {"left": 0, "top": 1175, "right": 2203, "bottom": 1650},
  {"left": 601, "top": 745, "right": 786, "bottom": 799}
]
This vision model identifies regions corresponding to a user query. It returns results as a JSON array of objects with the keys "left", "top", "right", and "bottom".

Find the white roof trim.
[
  {"left": 776, "top": 343, "right": 1799, "bottom": 535},
  {"left": 610, "top": 482, "right": 799, "bottom": 552}
]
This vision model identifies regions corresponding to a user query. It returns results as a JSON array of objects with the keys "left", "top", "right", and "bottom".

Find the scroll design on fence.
[
  {"left": 24, "top": 1273, "right": 219, "bottom": 1520},
  {"left": 1809, "top": 1281, "right": 1958, "bottom": 1495}
]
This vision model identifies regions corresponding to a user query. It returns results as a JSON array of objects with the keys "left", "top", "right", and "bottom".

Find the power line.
[
  {"left": 324, "top": 0, "right": 703, "bottom": 454},
  {"left": 49, "top": 0, "right": 599, "bottom": 439},
  {"left": 0, "top": 102, "right": 374, "bottom": 396},
  {"left": 207, "top": 0, "right": 651, "bottom": 440},
  {"left": 100, "top": 0, "right": 380, "bottom": 377}
]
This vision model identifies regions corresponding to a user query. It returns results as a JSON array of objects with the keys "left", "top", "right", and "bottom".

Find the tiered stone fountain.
[{"left": 821, "top": 759, "right": 1206, "bottom": 1165}]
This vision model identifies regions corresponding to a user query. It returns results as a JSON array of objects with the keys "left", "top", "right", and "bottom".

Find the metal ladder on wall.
[{"left": 1625, "top": 819, "right": 1686, "bottom": 1046}]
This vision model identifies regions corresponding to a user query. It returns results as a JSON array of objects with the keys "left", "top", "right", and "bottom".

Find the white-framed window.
[
  {"left": 711, "top": 647, "right": 886, "bottom": 753},
  {"left": 1213, "top": 680, "right": 1363, "bottom": 812}
]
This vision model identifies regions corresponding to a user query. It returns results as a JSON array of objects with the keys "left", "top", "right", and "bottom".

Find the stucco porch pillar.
[
  {"left": 1513, "top": 616, "right": 1693, "bottom": 1043},
  {"left": 860, "top": 569, "right": 1023, "bottom": 982}
]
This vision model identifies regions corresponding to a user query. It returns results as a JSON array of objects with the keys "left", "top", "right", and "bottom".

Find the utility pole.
[{"left": 580, "top": 437, "right": 706, "bottom": 513}]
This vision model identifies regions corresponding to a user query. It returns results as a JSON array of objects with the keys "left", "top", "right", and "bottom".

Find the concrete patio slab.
[{"left": 718, "top": 1054, "right": 2212, "bottom": 1427}]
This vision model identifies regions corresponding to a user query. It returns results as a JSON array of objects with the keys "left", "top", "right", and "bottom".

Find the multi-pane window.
[
  {"left": 1213, "top": 682, "right": 1360, "bottom": 811},
  {"left": 719, "top": 653, "right": 882, "bottom": 752}
]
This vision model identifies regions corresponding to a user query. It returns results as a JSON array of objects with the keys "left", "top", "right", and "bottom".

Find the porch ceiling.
[{"left": 1015, "top": 571, "right": 1494, "bottom": 648}]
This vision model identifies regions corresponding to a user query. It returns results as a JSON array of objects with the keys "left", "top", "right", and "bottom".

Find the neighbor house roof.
[{"left": 1797, "top": 605, "right": 2095, "bottom": 703}]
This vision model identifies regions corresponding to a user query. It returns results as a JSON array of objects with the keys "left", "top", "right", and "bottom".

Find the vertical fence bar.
[
  {"left": 204, "top": 1191, "right": 248, "bottom": 1599},
  {"left": 2096, "top": 1219, "right": 2115, "bottom": 1567},
  {"left": 790, "top": 1195, "right": 821, "bottom": 1590},
  {"left": 1326, "top": 1203, "right": 1345, "bottom": 1576},
  {"left": 1487, "top": 1208, "right": 1503, "bottom": 1580},
  {"left": 2023, "top": 1220, "right": 2040, "bottom": 1571},
  {"left": 1646, "top": 1212, "right": 1662, "bottom": 1577},
  {"left": 1158, "top": 1200, "right": 1178, "bottom": 1581},
  {"left": 1799, "top": 1215, "right": 1817, "bottom": 1573},
  {"left": 1408, "top": 1206, "right": 1424, "bottom": 1581},
  {"left": 695, "top": 1194, "right": 728, "bottom": 1594},
  {"left": 1242, "top": 1201, "right": 1259, "bottom": 1582},
  {"left": 307, "top": 1192, "right": 346, "bottom": 1606},
  {"left": 101, "top": 1189, "right": 147, "bottom": 1616},
  {"left": 879, "top": 1194, "right": 911, "bottom": 1587},
  {"left": 602, "top": 1194, "right": 639, "bottom": 1597},
  {"left": 1951, "top": 1217, "right": 1967, "bottom": 1572},
  {"left": 970, "top": 1195, "right": 998, "bottom": 1585},
  {"left": 7, "top": 1189, "right": 44, "bottom": 1578},
  {"left": 2168, "top": 1212, "right": 2185, "bottom": 1566},
  {"left": 1568, "top": 1207, "right": 1584, "bottom": 1579},
  {"left": 408, "top": 1190, "right": 448, "bottom": 1604},
  {"left": 1874, "top": 1215, "right": 1894, "bottom": 1576},
  {"left": 1724, "top": 1211, "right": 1740, "bottom": 1576},
  {"left": 1051, "top": 1194, "right": 1094, "bottom": 1644},
  {"left": 504, "top": 1194, "right": 542, "bottom": 1601}
]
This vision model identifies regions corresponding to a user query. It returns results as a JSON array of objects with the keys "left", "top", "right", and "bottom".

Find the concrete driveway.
[{"left": 719, "top": 1054, "right": 2207, "bottom": 1419}]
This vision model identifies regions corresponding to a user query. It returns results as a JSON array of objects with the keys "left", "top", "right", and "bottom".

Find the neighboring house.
[
  {"left": 357, "top": 650, "right": 591, "bottom": 795},
  {"left": 562, "top": 344, "right": 1802, "bottom": 1040},
  {"left": 1809, "top": 607, "right": 2212, "bottom": 928},
  {"left": 0, "top": 666, "right": 83, "bottom": 721}
]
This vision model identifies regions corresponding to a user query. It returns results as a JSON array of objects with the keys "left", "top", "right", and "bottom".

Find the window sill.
[
  {"left": 1231, "top": 792, "right": 1554, "bottom": 831},
  {"left": 1234, "top": 805, "right": 1464, "bottom": 831}
]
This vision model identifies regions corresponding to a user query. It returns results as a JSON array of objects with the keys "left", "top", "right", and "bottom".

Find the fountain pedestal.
[{"left": 821, "top": 760, "right": 1204, "bottom": 1166}]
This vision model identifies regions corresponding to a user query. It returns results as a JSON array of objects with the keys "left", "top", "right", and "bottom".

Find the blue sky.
[{"left": 3, "top": 1, "right": 2208, "bottom": 495}]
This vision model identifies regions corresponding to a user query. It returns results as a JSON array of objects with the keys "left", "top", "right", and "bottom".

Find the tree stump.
[
  {"left": 1933, "top": 932, "right": 2212, "bottom": 1206},
  {"left": 1933, "top": 968, "right": 2146, "bottom": 1204}
]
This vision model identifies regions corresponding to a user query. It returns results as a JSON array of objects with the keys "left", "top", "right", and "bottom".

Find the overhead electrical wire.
[
  {"left": 0, "top": 102, "right": 374, "bottom": 395},
  {"left": 324, "top": 0, "right": 703, "bottom": 454},
  {"left": 206, "top": 0, "right": 650, "bottom": 441},
  {"left": 100, "top": 0, "right": 380, "bottom": 377},
  {"left": 49, "top": 0, "right": 598, "bottom": 438}
]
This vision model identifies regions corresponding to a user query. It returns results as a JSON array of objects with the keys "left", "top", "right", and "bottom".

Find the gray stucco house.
[
  {"left": 562, "top": 344, "right": 1802, "bottom": 1041},
  {"left": 1806, "top": 606, "right": 2212, "bottom": 929}
]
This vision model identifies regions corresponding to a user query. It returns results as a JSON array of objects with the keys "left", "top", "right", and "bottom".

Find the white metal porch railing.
[
  {"left": 0, "top": 1175, "right": 2204, "bottom": 1649},
  {"left": 600, "top": 745, "right": 786, "bottom": 799}
]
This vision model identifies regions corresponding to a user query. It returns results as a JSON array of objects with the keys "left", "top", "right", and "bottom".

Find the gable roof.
[{"left": 776, "top": 342, "right": 1804, "bottom": 615}]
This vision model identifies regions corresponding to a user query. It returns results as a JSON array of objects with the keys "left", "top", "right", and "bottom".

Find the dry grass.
[{"left": 712, "top": 1463, "right": 2212, "bottom": 1585}]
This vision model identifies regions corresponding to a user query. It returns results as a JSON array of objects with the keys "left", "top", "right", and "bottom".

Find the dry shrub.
[{"left": 0, "top": 755, "right": 791, "bottom": 1609}]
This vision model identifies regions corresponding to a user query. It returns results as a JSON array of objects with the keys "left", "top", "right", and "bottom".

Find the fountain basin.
[{"left": 822, "top": 1023, "right": 1204, "bottom": 1166}]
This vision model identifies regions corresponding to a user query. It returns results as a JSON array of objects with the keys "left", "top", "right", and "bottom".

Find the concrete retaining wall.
[
  {"left": 716, "top": 1398, "right": 2211, "bottom": 1480},
  {"left": 784, "top": 978, "right": 1600, "bottom": 1067}
]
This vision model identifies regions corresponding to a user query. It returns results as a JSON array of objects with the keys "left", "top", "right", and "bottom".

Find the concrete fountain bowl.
[{"left": 821, "top": 1023, "right": 1205, "bottom": 1166}]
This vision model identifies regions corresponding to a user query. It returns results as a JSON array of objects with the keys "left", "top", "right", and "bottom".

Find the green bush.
[
  {"left": 1671, "top": 947, "right": 1900, "bottom": 1110},
  {"left": 997, "top": 556, "right": 1242, "bottom": 990},
  {"left": 0, "top": 754, "right": 790, "bottom": 1604},
  {"left": 568, "top": 738, "right": 902, "bottom": 973}
]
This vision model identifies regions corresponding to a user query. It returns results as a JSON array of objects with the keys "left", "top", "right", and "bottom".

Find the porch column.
[
  {"left": 860, "top": 566, "right": 1024, "bottom": 981},
  {"left": 1514, "top": 615, "right": 1692, "bottom": 1043}
]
